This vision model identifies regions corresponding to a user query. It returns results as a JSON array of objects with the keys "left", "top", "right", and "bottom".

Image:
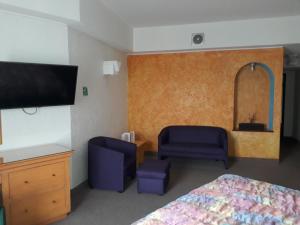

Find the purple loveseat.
[{"left": 158, "top": 126, "right": 228, "bottom": 169}]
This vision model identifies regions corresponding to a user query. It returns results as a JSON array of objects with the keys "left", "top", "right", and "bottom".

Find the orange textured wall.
[{"left": 128, "top": 48, "right": 284, "bottom": 159}]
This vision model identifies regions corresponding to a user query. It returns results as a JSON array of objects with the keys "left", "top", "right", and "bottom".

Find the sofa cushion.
[
  {"left": 168, "top": 126, "right": 224, "bottom": 145},
  {"left": 160, "top": 143, "right": 225, "bottom": 155}
]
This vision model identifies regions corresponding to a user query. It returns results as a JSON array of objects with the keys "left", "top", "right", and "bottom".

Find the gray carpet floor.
[{"left": 55, "top": 139, "right": 300, "bottom": 225}]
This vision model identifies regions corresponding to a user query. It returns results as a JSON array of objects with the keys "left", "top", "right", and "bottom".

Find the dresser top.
[{"left": 0, "top": 144, "right": 71, "bottom": 164}]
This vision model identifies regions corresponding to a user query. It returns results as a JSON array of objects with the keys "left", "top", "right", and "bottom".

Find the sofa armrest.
[{"left": 158, "top": 127, "right": 169, "bottom": 147}]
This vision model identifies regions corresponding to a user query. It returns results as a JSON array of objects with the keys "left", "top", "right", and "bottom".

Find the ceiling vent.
[{"left": 191, "top": 33, "right": 204, "bottom": 46}]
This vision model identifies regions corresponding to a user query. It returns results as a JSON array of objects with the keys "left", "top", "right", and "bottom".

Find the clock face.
[{"left": 193, "top": 34, "right": 204, "bottom": 44}]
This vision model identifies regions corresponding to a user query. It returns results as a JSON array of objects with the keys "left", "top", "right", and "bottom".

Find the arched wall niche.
[{"left": 234, "top": 62, "right": 275, "bottom": 132}]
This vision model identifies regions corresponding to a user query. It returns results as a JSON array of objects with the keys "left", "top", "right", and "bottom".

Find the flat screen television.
[{"left": 0, "top": 61, "right": 78, "bottom": 109}]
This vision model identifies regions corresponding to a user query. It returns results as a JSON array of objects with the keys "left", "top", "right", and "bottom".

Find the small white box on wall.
[{"left": 103, "top": 60, "right": 121, "bottom": 75}]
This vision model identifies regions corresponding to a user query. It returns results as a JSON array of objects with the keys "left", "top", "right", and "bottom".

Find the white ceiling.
[{"left": 101, "top": 0, "right": 300, "bottom": 27}]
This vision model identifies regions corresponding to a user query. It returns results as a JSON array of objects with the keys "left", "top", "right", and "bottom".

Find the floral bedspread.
[{"left": 132, "top": 174, "right": 300, "bottom": 225}]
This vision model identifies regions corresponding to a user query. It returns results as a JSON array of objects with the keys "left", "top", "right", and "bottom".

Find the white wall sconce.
[
  {"left": 250, "top": 63, "right": 256, "bottom": 72},
  {"left": 103, "top": 60, "right": 121, "bottom": 75}
]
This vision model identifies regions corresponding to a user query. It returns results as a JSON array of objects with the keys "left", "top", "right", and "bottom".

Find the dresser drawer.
[
  {"left": 10, "top": 189, "right": 67, "bottom": 225},
  {"left": 8, "top": 162, "right": 65, "bottom": 199}
]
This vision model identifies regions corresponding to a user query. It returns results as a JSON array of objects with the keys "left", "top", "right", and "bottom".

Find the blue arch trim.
[{"left": 257, "top": 63, "right": 275, "bottom": 130}]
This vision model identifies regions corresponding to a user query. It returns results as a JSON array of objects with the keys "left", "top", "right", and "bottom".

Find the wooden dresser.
[{"left": 0, "top": 144, "right": 72, "bottom": 225}]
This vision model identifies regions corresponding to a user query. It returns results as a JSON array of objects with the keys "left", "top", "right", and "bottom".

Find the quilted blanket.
[{"left": 132, "top": 174, "right": 300, "bottom": 225}]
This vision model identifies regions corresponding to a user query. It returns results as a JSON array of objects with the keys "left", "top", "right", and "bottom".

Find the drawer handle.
[
  {"left": 24, "top": 181, "right": 29, "bottom": 184},
  {"left": 52, "top": 200, "right": 57, "bottom": 204},
  {"left": 52, "top": 174, "right": 56, "bottom": 177}
]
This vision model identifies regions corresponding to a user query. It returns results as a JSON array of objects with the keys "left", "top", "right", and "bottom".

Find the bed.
[{"left": 132, "top": 174, "right": 300, "bottom": 225}]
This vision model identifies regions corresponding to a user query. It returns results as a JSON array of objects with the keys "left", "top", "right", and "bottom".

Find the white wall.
[
  {"left": 0, "top": 10, "right": 72, "bottom": 150},
  {"left": 68, "top": 28, "right": 128, "bottom": 187},
  {"left": 134, "top": 15, "right": 300, "bottom": 52},
  {"left": 0, "top": 10, "right": 129, "bottom": 188},
  {"left": 283, "top": 71, "right": 296, "bottom": 137},
  {"left": 0, "top": 0, "right": 133, "bottom": 51},
  {"left": 78, "top": 0, "right": 133, "bottom": 51},
  {"left": 0, "top": 0, "right": 80, "bottom": 21}
]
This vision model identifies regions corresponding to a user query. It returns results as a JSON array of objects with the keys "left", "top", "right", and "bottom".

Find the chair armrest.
[
  {"left": 105, "top": 137, "right": 137, "bottom": 157},
  {"left": 158, "top": 128, "right": 169, "bottom": 147},
  {"left": 88, "top": 143, "right": 126, "bottom": 191}
]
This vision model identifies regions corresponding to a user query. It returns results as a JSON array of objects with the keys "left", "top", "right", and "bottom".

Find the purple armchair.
[
  {"left": 88, "top": 137, "right": 137, "bottom": 192},
  {"left": 158, "top": 126, "right": 228, "bottom": 169}
]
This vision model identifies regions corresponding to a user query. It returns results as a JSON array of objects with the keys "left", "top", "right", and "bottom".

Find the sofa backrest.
[{"left": 167, "top": 126, "right": 225, "bottom": 145}]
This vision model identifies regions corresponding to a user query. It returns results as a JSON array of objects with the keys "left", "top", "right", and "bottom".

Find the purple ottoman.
[{"left": 137, "top": 159, "right": 170, "bottom": 195}]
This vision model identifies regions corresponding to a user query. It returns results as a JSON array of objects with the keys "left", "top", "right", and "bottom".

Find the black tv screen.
[{"left": 0, "top": 61, "right": 78, "bottom": 109}]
